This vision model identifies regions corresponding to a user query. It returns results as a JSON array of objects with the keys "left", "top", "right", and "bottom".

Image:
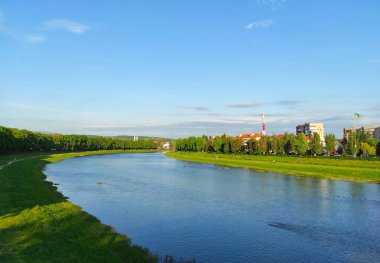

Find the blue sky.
[{"left": 1, "top": 0, "right": 379, "bottom": 138}]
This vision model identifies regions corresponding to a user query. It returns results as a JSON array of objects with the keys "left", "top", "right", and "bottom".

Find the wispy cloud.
[
  {"left": 227, "top": 102, "right": 264, "bottom": 108},
  {"left": 0, "top": 12, "right": 46, "bottom": 44},
  {"left": 44, "top": 19, "right": 88, "bottom": 34},
  {"left": 25, "top": 34, "right": 46, "bottom": 43},
  {"left": 256, "top": 0, "right": 287, "bottom": 10},
  {"left": 275, "top": 100, "right": 299, "bottom": 106},
  {"left": 245, "top": 19, "right": 273, "bottom": 30},
  {"left": 179, "top": 106, "right": 210, "bottom": 112},
  {"left": 228, "top": 100, "right": 301, "bottom": 109}
]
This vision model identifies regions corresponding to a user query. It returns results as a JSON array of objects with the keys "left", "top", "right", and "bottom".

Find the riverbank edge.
[
  {"left": 165, "top": 151, "right": 380, "bottom": 183},
  {"left": 0, "top": 150, "right": 158, "bottom": 262}
]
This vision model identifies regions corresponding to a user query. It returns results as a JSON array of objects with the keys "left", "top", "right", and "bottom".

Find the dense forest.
[
  {"left": 0, "top": 126, "right": 158, "bottom": 153},
  {"left": 175, "top": 131, "right": 380, "bottom": 157}
]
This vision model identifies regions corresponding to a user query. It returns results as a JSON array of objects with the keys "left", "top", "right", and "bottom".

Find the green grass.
[
  {"left": 165, "top": 151, "right": 380, "bottom": 183},
  {"left": 0, "top": 150, "right": 157, "bottom": 263}
]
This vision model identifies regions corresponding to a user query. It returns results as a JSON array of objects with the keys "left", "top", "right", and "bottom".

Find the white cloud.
[
  {"left": 0, "top": 13, "right": 46, "bottom": 44},
  {"left": 256, "top": 0, "right": 287, "bottom": 10},
  {"left": 245, "top": 19, "right": 273, "bottom": 30},
  {"left": 25, "top": 34, "right": 46, "bottom": 43},
  {"left": 44, "top": 19, "right": 88, "bottom": 34}
]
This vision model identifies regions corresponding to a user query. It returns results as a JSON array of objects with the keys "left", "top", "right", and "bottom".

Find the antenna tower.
[{"left": 261, "top": 113, "right": 266, "bottom": 136}]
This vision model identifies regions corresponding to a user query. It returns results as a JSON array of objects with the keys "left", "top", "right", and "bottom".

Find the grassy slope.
[
  {"left": 165, "top": 152, "right": 380, "bottom": 183},
  {"left": 0, "top": 150, "right": 157, "bottom": 263}
]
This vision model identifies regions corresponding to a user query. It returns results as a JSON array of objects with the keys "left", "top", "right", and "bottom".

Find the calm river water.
[{"left": 45, "top": 153, "right": 380, "bottom": 263}]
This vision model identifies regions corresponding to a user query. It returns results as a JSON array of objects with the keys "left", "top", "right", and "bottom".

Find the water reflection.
[{"left": 45, "top": 153, "right": 380, "bottom": 263}]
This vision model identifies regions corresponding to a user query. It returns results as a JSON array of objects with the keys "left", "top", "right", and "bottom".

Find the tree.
[
  {"left": 247, "top": 139, "right": 256, "bottom": 154},
  {"left": 361, "top": 142, "right": 375, "bottom": 156},
  {"left": 347, "top": 131, "right": 358, "bottom": 157},
  {"left": 268, "top": 135, "right": 280, "bottom": 154},
  {"left": 252, "top": 140, "right": 261, "bottom": 155},
  {"left": 377, "top": 141, "right": 380, "bottom": 157},
  {"left": 213, "top": 136, "right": 222, "bottom": 152},
  {"left": 367, "top": 138, "right": 378, "bottom": 148},
  {"left": 310, "top": 133, "right": 322, "bottom": 156},
  {"left": 283, "top": 134, "right": 296, "bottom": 154},
  {"left": 230, "top": 138, "right": 243, "bottom": 153},
  {"left": 295, "top": 133, "right": 308, "bottom": 155},
  {"left": 325, "top": 134, "right": 336, "bottom": 156},
  {"left": 356, "top": 130, "right": 370, "bottom": 143},
  {"left": 195, "top": 137, "right": 206, "bottom": 152}
]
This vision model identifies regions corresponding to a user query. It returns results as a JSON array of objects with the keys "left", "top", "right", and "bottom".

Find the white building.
[
  {"left": 343, "top": 125, "right": 380, "bottom": 140},
  {"left": 296, "top": 123, "right": 325, "bottom": 143}
]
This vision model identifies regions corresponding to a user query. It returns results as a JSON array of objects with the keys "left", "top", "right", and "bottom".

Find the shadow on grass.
[
  {"left": 0, "top": 153, "right": 156, "bottom": 262},
  {"left": 0, "top": 155, "right": 64, "bottom": 217}
]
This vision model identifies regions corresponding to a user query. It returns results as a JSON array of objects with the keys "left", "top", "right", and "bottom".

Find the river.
[{"left": 45, "top": 153, "right": 380, "bottom": 263}]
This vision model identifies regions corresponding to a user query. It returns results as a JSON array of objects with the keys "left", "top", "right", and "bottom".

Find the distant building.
[
  {"left": 162, "top": 141, "right": 170, "bottom": 149},
  {"left": 375, "top": 127, "right": 380, "bottom": 140},
  {"left": 133, "top": 136, "right": 139, "bottom": 141},
  {"left": 237, "top": 133, "right": 262, "bottom": 145},
  {"left": 343, "top": 125, "right": 380, "bottom": 140},
  {"left": 296, "top": 123, "right": 325, "bottom": 142}
]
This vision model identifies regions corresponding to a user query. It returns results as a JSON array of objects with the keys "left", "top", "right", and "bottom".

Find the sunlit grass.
[
  {"left": 0, "top": 150, "right": 156, "bottom": 262},
  {"left": 166, "top": 152, "right": 380, "bottom": 183}
]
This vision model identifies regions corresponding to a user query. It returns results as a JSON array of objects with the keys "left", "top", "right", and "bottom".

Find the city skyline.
[{"left": 1, "top": 1, "right": 379, "bottom": 138}]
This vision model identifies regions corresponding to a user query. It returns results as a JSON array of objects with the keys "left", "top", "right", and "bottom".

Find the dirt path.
[
  {"left": 0, "top": 158, "right": 19, "bottom": 170},
  {"left": 0, "top": 154, "right": 48, "bottom": 171}
]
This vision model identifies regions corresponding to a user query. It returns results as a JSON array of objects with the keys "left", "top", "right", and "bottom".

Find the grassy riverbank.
[
  {"left": 0, "top": 150, "right": 157, "bottom": 263},
  {"left": 165, "top": 151, "right": 380, "bottom": 183}
]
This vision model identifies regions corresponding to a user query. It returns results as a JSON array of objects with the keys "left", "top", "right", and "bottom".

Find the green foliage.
[
  {"left": 260, "top": 136, "right": 268, "bottom": 154},
  {"left": 283, "top": 133, "right": 296, "bottom": 154},
  {"left": 361, "top": 142, "right": 376, "bottom": 156},
  {"left": 230, "top": 138, "right": 243, "bottom": 153},
  {"left": 347, "top": 131, "right": 359, "bottom": 156},
  {"left": 325, "top": 134, "right": 336, "bottom": 155},
  {"left": 213, "top": 136, "right": 222, "bottom": 152},
  {"left": 167, "top": 151, "right": 380, "bottom": 183},
  {"left": 267, "top": 135, "right": 281, "bottom": 154},
  {"left": 295, "top": 133, "right": 308, "bottom": 155},
  {"left": 367, "top": 138, "right": 378, "bottom": 148},
  {"left": 310, "top": 133, "right": 322, "bottom": 155},
  {"left": 0, "top": 151, "right": 156, "bottom": 262},
  {"left": 356, "top": 130, "right": 370, "bottom": 143},
  {"left": 377, "top": 142, "right": 380, "bottom": 157},
  {"left": 0, "top": 126, "right": 158, "bottom": 153}
]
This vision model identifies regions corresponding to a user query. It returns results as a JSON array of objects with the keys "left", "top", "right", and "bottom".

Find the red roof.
[
  {"left": 236, "top": 133, "right": 262, "bottom": 139},
  {"left": 237, "top": 134, "right": 251, "bottom": 139}
]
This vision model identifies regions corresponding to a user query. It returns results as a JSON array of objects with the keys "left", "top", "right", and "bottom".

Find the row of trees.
[
  {"left": 342, "top": 130, "right": 379, "bottom": 157},
  {"left": 0, "top": 126, "right": 158, "bottom": 153},
  {"left": 176, "top": 132, "right": 380, "bottom": 157},
  {"left": 176, "top": 133, "right": 325, "bottom": 156}
]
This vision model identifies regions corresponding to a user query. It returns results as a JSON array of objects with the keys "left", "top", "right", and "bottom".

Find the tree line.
[
  {"left": 342, "top": 130, "right": 379, "bottom": 157},
  {"left": 0, "top": 126, "right": 158, "bottom": 153},
  {"left": 176, "top": 131, "right": 380, "bottom": 157}
]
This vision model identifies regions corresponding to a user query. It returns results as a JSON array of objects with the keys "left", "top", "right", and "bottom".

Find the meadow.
[
  {"left": 0, "top": 150, "right": 157, "bottom": 263},
  {"left": 165, "top": 151, "right": 380, "bottom": 183}
]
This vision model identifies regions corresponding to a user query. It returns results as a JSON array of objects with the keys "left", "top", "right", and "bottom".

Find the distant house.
[
  {"left": 162, "top": 141, "right": 170, "bottom": 149},
  {"left": 236, "top": 133, "right": 262, "bottom": 146}
]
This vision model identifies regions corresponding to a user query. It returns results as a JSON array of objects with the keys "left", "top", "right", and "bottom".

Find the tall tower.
[{"left": 261, "top": 113, "right": 266, "bottom": 136}]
